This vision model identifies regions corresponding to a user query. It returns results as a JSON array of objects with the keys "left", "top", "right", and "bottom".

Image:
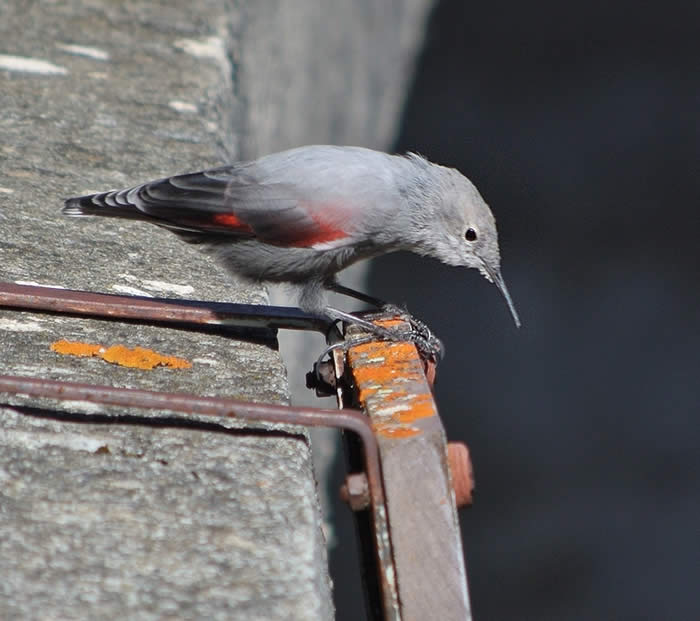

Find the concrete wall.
[{"left": 0, "top": 1, "right": 432, "bottom": 618}]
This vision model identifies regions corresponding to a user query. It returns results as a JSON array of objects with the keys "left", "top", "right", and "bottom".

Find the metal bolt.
[
  {"left": 306, "top": 360, "right": 336, "bottom": 396},
  {"left": 447, "top": 442, "right": 474, "bottom": 508},
  {"left": 339, "top": 472, "right": 370, "bottom": 511},
  {"left": 422, "top": 357, "right": 437, "bottom": 389}
]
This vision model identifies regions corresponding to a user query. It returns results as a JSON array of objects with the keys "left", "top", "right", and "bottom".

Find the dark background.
[{"left": 333, "top": 1, "right": 700, "bottom": 619}]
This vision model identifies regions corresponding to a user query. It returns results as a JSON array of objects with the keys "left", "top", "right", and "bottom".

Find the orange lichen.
[
  {"left": 50, "top": 340, "right": 102, "bottom": 357},
  {"left": 373, "top": 422, "right": 421, "bottom": 438},
  {"left": 349, "top": 343, "right": 423, "bottom": 387},
  {"left": 100, "top": 345, "right": 191, "bottom": 369},
  {"left": 51, "top": 340, "right": 191, "bottom": 370},
  {"left": 393, "top": 395, "right": 436, "bottom": 422},
  {"left": 347, "top": 336, "right": 437, "bottom": 423}
]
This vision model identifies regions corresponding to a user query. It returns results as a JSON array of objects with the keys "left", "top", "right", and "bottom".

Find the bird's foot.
[
  {"left": 320, "top": 305, "right": 444, "bottom": 365},
  {"left": 369, "top": 304, "right": 444, "bottom": 361}
]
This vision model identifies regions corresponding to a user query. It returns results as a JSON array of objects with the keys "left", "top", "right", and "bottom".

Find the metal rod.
[
  {"left": 0, "top": 282, "right": 331, "bottom": 333},
  {"left": 0, "top": 374, "right": 381, "bottom": 502}
]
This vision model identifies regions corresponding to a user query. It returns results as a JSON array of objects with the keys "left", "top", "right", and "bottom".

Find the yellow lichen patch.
[{"left": 51, "top": 340, "right": 191, "bottom": 370}]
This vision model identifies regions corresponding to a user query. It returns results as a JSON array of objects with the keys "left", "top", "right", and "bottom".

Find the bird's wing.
[
  {"left": 154, "top": 166, "right": 362, "bottom": 248},
  {"left": 224, "top": 146, "right": 398, "bottom": 248},
  {"left": 65, "top": 146, "right": 399, "bottom": 249},
  {"left": 65, "top": 166, "right": 362, "bottom": 250},
  {"left": 120, "top": 167, "right": 257, "bottom": 237},
  {"left": 224, "top": 176, "right": 358, "bottom": 249},
  {"left": 63, "top": 167, "right": 254, "bottom": 236}
]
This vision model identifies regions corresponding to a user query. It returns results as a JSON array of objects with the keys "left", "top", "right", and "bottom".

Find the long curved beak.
[{"left": 481, "top": 262, "right": 521, "bottom": 328}]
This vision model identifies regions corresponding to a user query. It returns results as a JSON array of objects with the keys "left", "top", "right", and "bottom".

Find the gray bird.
[{"left": 63, "top": 145, "right": 520, "bottom": 336}]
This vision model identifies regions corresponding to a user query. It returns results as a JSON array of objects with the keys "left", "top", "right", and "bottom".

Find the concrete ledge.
[
  {"left": 0, "top": 0, "right": 433, "bottom": 618},
  {"left": 0, "top": 2, "right": 330, "bottom": 618}
]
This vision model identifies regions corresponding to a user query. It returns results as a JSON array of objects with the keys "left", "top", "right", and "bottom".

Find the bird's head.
[{"left": 410, "top": 164, "right": 521, "bottom": 327}]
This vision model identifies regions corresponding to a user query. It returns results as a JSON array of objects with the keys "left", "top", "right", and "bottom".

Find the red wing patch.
[
  {"left": 211, "top": 213, "right": 254, "bottom": 233},
  {"left": 284, "top": 203, "right": 350, "bottom": 247},
  {"left": 210, "top": 203, "right": 349, "bottom": 247}
]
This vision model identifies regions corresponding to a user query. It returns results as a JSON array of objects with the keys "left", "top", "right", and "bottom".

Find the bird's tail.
[{"left": 62, "top": 189, "right": 149, "bottom": 221}]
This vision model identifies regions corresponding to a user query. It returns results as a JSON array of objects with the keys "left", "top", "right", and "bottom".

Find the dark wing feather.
[
  {"left": 64, "top": 167, "right": 253, "bottom": 236},
  {"left": 65, "top": 164, "right": 354, "bottom": 248}
]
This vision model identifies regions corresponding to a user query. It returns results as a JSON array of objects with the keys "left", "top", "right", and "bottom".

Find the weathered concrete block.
[{"left": 0, "top": 0, "right": 433, "bottom": 618}]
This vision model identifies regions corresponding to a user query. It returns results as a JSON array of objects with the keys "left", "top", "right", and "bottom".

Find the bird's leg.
[
  {"left": 326, "top": 281, "right": 431, "bottom": 332},
  {"left": 315, "top": 306, "right": 400, "bottom": 373},
  {"left": 323, "top": 306, "right": 398, "bottom": 340},
  {"left": 325, "top": 281, "right": 386, "bottom": 308}
]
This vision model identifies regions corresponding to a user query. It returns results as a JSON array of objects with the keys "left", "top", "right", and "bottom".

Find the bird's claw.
[
  {"left": 407, "top": 328, "right": 444, "bottom": 361},
  {"left": 373, "top": 305, "right": 445, "bottom": 361},
  {"left": 317, "top": 306, "right": 444, "bottom": 367}
]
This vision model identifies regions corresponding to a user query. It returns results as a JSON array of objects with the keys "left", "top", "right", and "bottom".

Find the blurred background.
[{"left": 329, "top": 1, "right": 700, "bottom": 619}]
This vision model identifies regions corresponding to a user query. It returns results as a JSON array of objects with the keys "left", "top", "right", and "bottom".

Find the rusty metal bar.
[
  {"left": 0, "top": 282, "right": 331, "bottom": 333},
  {"left": 0, "top": 373, "right": 400, "bottom": 620},
  {"left": 336, "top": 317, "right": 472, "bottom": 620}
]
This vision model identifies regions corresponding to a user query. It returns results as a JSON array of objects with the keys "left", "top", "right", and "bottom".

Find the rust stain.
[{"left": 51, "top": 340, "right": 191, "bottom": 370}]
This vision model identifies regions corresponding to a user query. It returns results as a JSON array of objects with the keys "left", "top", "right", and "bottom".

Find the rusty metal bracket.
[{"left": 334, "top": 317, "right": 473, "bottom": 620}]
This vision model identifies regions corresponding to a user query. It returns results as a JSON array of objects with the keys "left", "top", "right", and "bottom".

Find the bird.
[{"left": 62, "top": 145, "right": 520, "bottom": 343}]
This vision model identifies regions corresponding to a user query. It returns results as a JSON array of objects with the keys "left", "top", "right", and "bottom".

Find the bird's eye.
[{"left": 465, "top": 228, "right": 477, "bottom": 242}]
